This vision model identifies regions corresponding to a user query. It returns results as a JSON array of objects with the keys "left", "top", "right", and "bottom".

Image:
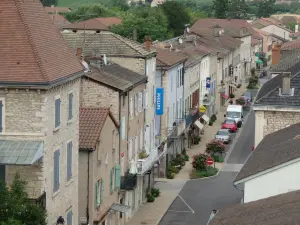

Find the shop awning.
[
  {"left": 110, "top": 203, "right": 131, "bottom": 213},
  {"left": 201, "top": 114, "right": 210, "bottom": 123},
  {"left": 194, "top": 120, "right": 204, "bottom": 130},
  {"left": 0, "top": 140, "right": 43, "bottom": 165}
]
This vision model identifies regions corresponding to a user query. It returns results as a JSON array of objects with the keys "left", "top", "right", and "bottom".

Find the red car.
[{"left": 222, "top": 119, "right": 238, "bottom": 132}]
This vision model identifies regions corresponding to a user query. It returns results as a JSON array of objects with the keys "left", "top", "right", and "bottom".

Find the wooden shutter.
[
  {"left": 100, "top": 178, "right": 104, "bottom": 204},
  {"left": 55, "top": 98, "right": 61, "bottom": 128},
  {"left": 138, "top": 92, "right": 142, "bottom": 112},
  {"left": 95, "top": 182, "right": 98, "bottom": 208},
  {"left": 53, "top": 150, "right": 60, "bottom": 192},
  {"left": 0, "top": 101, "right": 3, "bottom": 132},
  {"left": 67, "top": 141, "right": 72, "bottom": 181},
  {"left": 129, "top": 97, "right": 133, "bottom": 118},
  {"left": 115, "top": 165, "right": 120, "bottom": 188},
  {"left": 129, "top": 138, "right": 133, "bottom": 160},
  {"left": 68, "top": 93, "right": 73, "bottom": 120},
  {"left": 67, "top": 210, "right": 73, "bottom": 225},
  {"left": 110, "top": 168, "right": 113, "bottom": 194}
]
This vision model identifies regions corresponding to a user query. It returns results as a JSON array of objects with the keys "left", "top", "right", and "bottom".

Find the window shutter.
[
  {"left": 134, "top": 136, "right": 138, "bottom": 161},
  {"left": 67, "top": 210, "right": 73, "bottom": 225},
  {"left": 129, "top": 97, "right": 133, "bottom": 118},
  {"left": 135, "top": 94, "right": 138, "bottom": 116},
  {"left": 110, "top": 169, "right": 113, "bottom": 194},
  {"left": 53, "top": 150, "right": 60, "bottom": 192},
  {"left": 129, "top": 138, "right": 133, "bottom": 160},
  {"left": 0, "top": 101, "right": 3, "bottom": 132},
  {"left": 67, "top": 141, "right": 72, "bottom": 181},
  {"left": 121, "top": 117, "right": 126, "bottom": 140},
  {"left": 68, "top": 93, "right": 73, "bottom": 120},
  {"left": 100, "top": 178, "right": 104, "bottom": 204},
  {"left": 140, "top": 128, "right": 143, "bottom": 150},
  {"left": 138, "top": 92, "right": 142, "bottom": 112},
  {"left": 145, "top": 91, "right": 149, "bottom": 109},
  {"left": 95, "top": 182, "right": 98, "bottom": 208},
  {"left": 115, "top": 165, "right": 120, "bottom": 188},
  {"left": 55, "top": 98, "right": 61, "bottom": 128},
  {"left": 142, "top": 90, "right": 146, "bottom": 109}
]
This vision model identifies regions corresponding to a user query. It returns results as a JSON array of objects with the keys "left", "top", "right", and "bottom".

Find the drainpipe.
[
  {"left": 86, "top": 151, "right": 90, "bottom": 224},
  {"left": 119, "top": 93, "right": 122, "bottom": 166}
]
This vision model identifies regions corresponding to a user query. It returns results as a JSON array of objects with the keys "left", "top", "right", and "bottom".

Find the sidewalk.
[{"left": 128, "top": 85, "right": 247, "bottom": 225}]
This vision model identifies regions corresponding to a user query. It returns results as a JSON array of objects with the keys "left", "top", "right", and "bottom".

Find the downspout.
[
  {"left": 86, "top": 151, "right": 90, "bottom": 224},
  {"left": 119, "top": 93, "right": 122, "bottom": 166}
]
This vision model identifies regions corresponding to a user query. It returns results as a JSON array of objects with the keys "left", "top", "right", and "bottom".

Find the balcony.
[
  {"left": 120, "top": 173, "right": 137, "bottom": 190},
  {"left": 136, "top": 147, "right": 158, "bottom": 175},
  {"left": 176, "top": 119, "right": 186, "bottom": 136}
]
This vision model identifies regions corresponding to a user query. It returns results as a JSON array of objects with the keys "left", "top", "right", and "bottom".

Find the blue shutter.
[
  {"left": 110, "top": 168, "right": 113, "bottom": 193},
  {"left": 67, "top": 210, "right": 73, "bottom": 225},
  {"left": 100, "top": 178, "right": 104, "bottom": 204},
  {"left": 95, "top": 182, "right": 98, "bottom": 208},
  {"left": 0, "top": 101, "right": 3, "bottom": 132},
  {"left": 53, "top": 150, "right": 60, "bottom": 192},
  {"left": 68, "top": 93, "right": 73, "bottom": 120},
  {"left": 67, "top": 142, "right": 72, "bottom": 181},
  {"left": 55, "top": 98, "right": 61, "bottom": 128},
  {"left": 115, "top": 165, "right": 120, "bottom": 188}
]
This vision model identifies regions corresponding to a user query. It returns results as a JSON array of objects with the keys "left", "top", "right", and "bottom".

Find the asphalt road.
[{"left": 158, "top": 91, "right": 257, "bottom": 225}]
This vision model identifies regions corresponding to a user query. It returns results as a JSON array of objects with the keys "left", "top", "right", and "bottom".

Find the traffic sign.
[{"left": 206, "top": 157, "right": 214, "bottom": 166}]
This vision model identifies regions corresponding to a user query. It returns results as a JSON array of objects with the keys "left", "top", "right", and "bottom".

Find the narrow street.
[{"left": 158, "top": 92, "right": 257, "bottom": 225}]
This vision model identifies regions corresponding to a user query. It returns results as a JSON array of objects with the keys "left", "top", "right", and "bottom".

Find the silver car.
[{"left": 215, "top": 129, "right": 231, "bottom": 144}]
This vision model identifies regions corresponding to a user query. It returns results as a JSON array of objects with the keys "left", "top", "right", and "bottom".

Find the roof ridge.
[{"left": 14, "top": 0, "right": 49, "bottom": 83}]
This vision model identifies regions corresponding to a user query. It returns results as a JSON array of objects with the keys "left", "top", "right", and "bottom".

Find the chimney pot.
[
  {"left": 76, "top": 48, "right": 83, "bottom": 58},
  {"left": 145, "top": 36, "right": 152, "bottom": 51},
  {"left": 282, "top": 72, "right": 291, "bottom": 95}
]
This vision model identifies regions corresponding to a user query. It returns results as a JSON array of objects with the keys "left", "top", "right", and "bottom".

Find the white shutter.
[
  {"left": 143, "top": 90, "right": 146, "bottom": 109},
  {"left": 145, "top": 90, "right": 149, "bottom": 109},
  {"left": 121, "top": 116, "right": 126, "bottom": 140},
  {"left": 135, "top": 136, "right": 138, "bottom": 161},
  {"left": 135, "top": 93, "right": 138, "bottom": 116},
  {"left": 138, "top": 92, "right": 142, "bottom": 112},
  {"left": 129, "top": 97, "right": 133, "bottom": 118},
  {"left": 129, "top": 138, "right": 133, "bottom": 161},
  {"left": 144, "top": 126, "right": 150, "bottom": 153},
  {"left": 140, "top": 128, "right": 143, "bottom": 150}
]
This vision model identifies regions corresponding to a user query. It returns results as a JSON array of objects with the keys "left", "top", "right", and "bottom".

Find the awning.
[
  {"left": 194, "top": 120, "right": 204, "bottom": 130},
  {"left": 110, "top": 203, "right": 131, "bottom": 213},
  {"left": 0, "top": 140, "right": 43, "bottom": 165},
  {"left": 201, "top": 114, "right": 210, "bottom": 123}
]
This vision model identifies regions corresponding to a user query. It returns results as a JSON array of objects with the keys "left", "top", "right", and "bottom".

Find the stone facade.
[
  {"left": 110, "top": 57, "right": 145, "bottom": 75},
  {"left": 1, "top": 78, "right": 81, "bottom": 225}
]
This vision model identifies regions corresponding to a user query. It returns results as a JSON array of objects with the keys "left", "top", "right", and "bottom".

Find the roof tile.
[{"left": 63, "top": 17, "right": 122, "bottom": 30}]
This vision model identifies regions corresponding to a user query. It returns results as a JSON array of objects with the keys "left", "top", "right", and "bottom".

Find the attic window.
[
  {"left": 96, "top": 30, "right": 100, "bottom": 33},
  {"left": 72, "top": 30, "right": 77, "bottom": 33}
]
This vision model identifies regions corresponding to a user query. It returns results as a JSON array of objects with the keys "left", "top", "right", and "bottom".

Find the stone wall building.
[{"left": 0, "top": 0, "right": 84, "bottom": 224}]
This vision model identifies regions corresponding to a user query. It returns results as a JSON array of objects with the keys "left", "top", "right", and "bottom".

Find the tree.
[
  {"left": 161, "top": 1, "right": 191, "bottom": 37},
  {"left": 212, "top": 0, "right": 229, "bottom": 19},
  {"left": 0, "top": 174, "right": 47, "bottom": 225},
  {"left": 256, "top": 0, "right": 275, "bottom": 18},
  {"left": 227, "top": 0, "right": 248, "bottom": 19}
]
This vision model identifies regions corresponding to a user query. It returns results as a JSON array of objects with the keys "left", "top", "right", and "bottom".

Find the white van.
[{"left": 224, "top": 105, "right": 243, "bottom": 125}]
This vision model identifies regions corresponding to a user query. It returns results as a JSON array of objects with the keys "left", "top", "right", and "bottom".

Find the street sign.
[
  {"left": 206, "top": 157, "right": 214, "bottom": 166},
  {"left": 206, "top": 77, "right": 211, "bottom": 88},
  {"left": 155, "top": 88, "right": 164, "bottom": 115}
]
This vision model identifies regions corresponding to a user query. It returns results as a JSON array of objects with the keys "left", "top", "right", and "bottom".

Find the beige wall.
[
  {"left": 110, "top": 57, "right": 145, "bottom": 75},
  {"left": 78, "top": 151, "right": 89, "bottom": 224},
  {"left": 255, "top": 110, "right": 300, "bottom": 147}
]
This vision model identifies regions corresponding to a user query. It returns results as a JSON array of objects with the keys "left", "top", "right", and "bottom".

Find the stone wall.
[
  {"left": 110, "top": 57, "right": 145, "bottom": 75},
  {"left": 80, "top": 78, "right": 119, "bottom": 119}
]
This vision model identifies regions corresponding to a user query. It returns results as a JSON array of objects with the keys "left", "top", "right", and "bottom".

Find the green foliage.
[
  {"left": 146, "top": 193, "right": 155, "bottom": 202},
  {"left": 0, "top": 174, "right": 47, "bottom": 225},
  {"left": 212, "top": 0, "right": 229, "bottom": 19},
  {"left": 111, "top": 7, "right": 171, "bottom": 43},
  {"left": 236, "top": 97, "right": 246, "bottom": 106},
  {"left": 227, "top": 0, "right": 248, "bottom": 19},
  {"left": 194, "top": 136, "right": 201, "bottom": 144},
  {"left": 182, "top": 149, "right": 190, "bottom": 161},
  {"left": 206, "top": 140, "right": 226, "bottom": 155},
  {"left": 173, "top": 154, "right": 186, "bottom": 167},
  {"left": 211, "top": 114, "right": 217, "bottom": 122},
  {"left": 190, "top": 166, "right": 218, "bottom": 179},
  {"left": 167, "top": 163, "right": 179, "bottom": 174},
  {"left": 151, "top": 188, "right": 161, "bottom": 197},
  {"left": 229, "top": 93, "right": 235, "bottom": 98},
  {"left": 192, "top": 153, "right": 210, "bottom": 171},
  {"left": 212, "top": 155, "right": 224, "bottom": 163},
  {"left": 257, "top": 0, "right": 275, "bottom": 18},
  {"left": 166, "top": 171, "right": 175, "bottom": 179},
  {"left": 161, "top": 1, "right": 191, "bottom": 37}
]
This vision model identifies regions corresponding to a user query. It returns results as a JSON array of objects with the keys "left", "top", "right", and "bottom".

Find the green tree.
[
  {"left": 212, "top": 0, "right": 229, "bottom": 19},
  {"left": 111, "top": 7, "right": 171, "bottom": 42},
  {"left": 0, "top": 174, "right": 47, "bottom": 225},
  {"left": 257, "top": 0, "right": 275, "bottom": 18},
  {"left": 186, "top": 8, "right": 207, "bottom": 24},
  {"left": 161, "top": 1, "right": 191, "bottom": 37},
  {"left": 228, "top": 0, "right": 248, "bottom": 19}
]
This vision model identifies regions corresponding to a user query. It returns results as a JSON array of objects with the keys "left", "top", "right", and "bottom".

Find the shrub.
[
  {"left": 208, "top": 120, "right": 213, "bottom": 126},
  {"left": 251, "top": 68, "right": 256, "bottom": 76},
  {"left": 173, "top": 154, "right": 185, "bottom": 167},
  {"left": 166, "top": 171, "right": 175, "bottom": 179},
  {"left": 139, "top": 150, "right": 149, "bottom": 159},
  {"left": 237, "top": 84, "right": 241, "bottom": 88},
  {"left": 182, "top": 149, "right": 190, "bottom": 161},
  {"left": 212, "top": 155, "right": 224, "bottom": 163},
  {"left": 190, "top": 166, "right": 219, "bottom": 179},
  {"left": 147, "top": 193, "right": 155, "bottom": 202},
  {"left": 151, "top": 188, "right": 161, "bottom": 197},
  {"left": 206, "top": 140, "right": 226, "bottom": 155},
  {"left": 191, "top": 153, "right": 209, "bottom": 171},
  {"left": 167, "top": 163, "right": 179, "bottom": 174},
  {"left": 194, "top": 136, "right": 201, "bottom": 144},
  {"left": 229, "top": 93, "right": 235, "bottom": 98},
  {"left": 236, "top": 97, "right": 246, "bottom": 106},
  {"left": 229, "top": 99, "right": 233, "bottom": 105},
  {"left": 211, "top": 114, "right": 217, "bottom": 122}
]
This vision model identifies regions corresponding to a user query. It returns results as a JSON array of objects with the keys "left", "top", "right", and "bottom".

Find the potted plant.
[
  {"left": 151, "top": 188, "right": 161, "bottom": 197},
  {"left": 229, "top": 93, "right": 235, "bottom": 99},
  {"left": 147, "top": 193, "right": 155, "bottom": 202},
  {"left": 139, "top": 150, "right": 149, "bottom": 159}
]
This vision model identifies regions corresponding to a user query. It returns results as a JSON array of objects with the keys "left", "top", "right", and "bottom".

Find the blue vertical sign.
[
  {"left": 155, "top": 88, "right": 164, "bottom": 115},
  {"left": 206, "top": 77, "right": 211, "bottom": 89}
]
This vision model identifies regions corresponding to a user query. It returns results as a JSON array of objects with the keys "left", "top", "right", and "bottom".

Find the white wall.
[
  {"left": 200, "top": 56, "right": 210, "bottom": 106},
  {"left": 261, "top": 25, "right": 292, "bottom": 41},
  {"left": 244, "top": 160, "right": 300, "bottom": 203}
]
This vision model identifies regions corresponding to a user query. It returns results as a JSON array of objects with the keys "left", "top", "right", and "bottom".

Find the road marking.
[
  {"left": 178, "top": 195, "right": 195, "bottom": 214},
  {"left": 222, "top": 163, "right": 244, "bottom": 172},
  {"left": 168, "top": 210, "right": 192, "bottom": 213}
]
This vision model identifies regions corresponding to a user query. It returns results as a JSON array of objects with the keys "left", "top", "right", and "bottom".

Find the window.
[
  {"left": 68, "top": 92, "right": 73, "bottom": 121},
  {"left": 122, "top": 95, "right": 126, "bottom": 107},
  {"left": 143, "top": 89, "right": 148, "bottom": 110},
  {"left": 129, "top": 97, "right": 133, "bottom": 119},
  {"left": 121, "top": 117, "right": 126, "bottom": 140},
  {"left": 138, "top": 92, "right": 143, "bottom": 113},
  {"left": 95, "top": 178, "right": 104, "bottom": 207},
  {"left": 134, "top": 136, "right": 138, "bottom": 161},
  {"left": 67, "top": 141, "right": 72, "bottom": 181},
  {"left": 67, "top": 210, "right": 73, "bottom": 225},
  {"left": 0, "top": 100, "right": 4, "bottom": 132},
  {"left": 135, "top": 93, "right": 138, "bottom": 116},
  {"left": 110, "top": 167, "right": 115, "bottom": 194},
  {"left": 53, "top": 149, "right": 60, "bottom": 193},
  {"left": 115, "top": 165, "right": 121, "bottom": 189},
  {"left": 55, "top": 97, "right": 61, "bottom": 128},
  {"left": 140, "top": 128, "right": 143, "bottom": 150}
]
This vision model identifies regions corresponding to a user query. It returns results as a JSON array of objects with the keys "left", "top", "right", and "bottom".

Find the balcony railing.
[
  {"left": 176, "top": 119, "right": 186, "bottom": 136},
  {"left": 120, "top": 174, "right": 137, "bottom": 190},
  {"left": 136, "top": 147, "right": 158, "bottom": 175}
]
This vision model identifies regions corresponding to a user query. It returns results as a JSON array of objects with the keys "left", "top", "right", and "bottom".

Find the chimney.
[
  {"left": 76, "top": 48, "right": 83, "bottom": 58},
  {"left": 282, "top": 72, "right": 291, "bottom": 95},
  {"left": 145, "top": 36, "right": 151, "bottom": 51},
  {"left": 272, "top": 43, "right": 281, "bottom": 65},
  {"left": 213, "top": 24, "right": 221, "bottom": 37}
]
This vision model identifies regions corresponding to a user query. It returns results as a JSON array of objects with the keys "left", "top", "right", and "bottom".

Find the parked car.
[
  {"left": 222, "top": 119, "right": 238, "bottom": 132},
  {"left": 215, "top": 129, "right": 231, "bottom": 144}
]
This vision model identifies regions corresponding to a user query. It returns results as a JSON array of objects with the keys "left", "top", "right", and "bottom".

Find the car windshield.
[
  {"left": 225, "top": 120, "right": 235, "bottom": 124},
  {"left": 217, "top": 130, "right": 229, "bottom": 136},
  {"left": 227, "top": 111, "right": 241, "bottom": 118}
]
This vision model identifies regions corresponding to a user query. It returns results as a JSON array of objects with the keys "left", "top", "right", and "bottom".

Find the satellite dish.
[
  {"left": 186, "top": 27, "right": 190, "bottom": 33},
  {"left": 179, "top": 38, "right": 183, "bottom": 44},
  {"left": 81, "top": 61, "right": 90, "bottom": 73},
  {"left": 103, "top": 54, "right": 107, "bottom": 65}
]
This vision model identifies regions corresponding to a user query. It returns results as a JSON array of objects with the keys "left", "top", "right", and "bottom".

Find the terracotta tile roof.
[
  {"left": 44, "top": 6, "right": 71, "bottom": 13},
  {"left": 63, "top": 17, "right": 122, "bottom": 30},
  {"left": 49, "top": 14, "right": 71, "bottom": 29},
  {"left": 62, "top": 32, "right": 156, "bottom": 58},
  {"left": 1, "top": 0, "right": 84, "bottom": 86},
  {"left": 281, "top": 39, "right": 300, "bottom": 50},
  {"left": 253, "top": 27, "right": 271, "bottom": 36},
  {"left": 234, "top": 123, "right": 300, "bottom": 183},
  {"left": 252, "top": 18, "right": 292, "bottom": 33},
  {"left": 79, "top": 108, "right": 119, "bottom": 151},
  {"left": 84, "top": 63, "right": 147, "bottom": 91},
  {"left": 153, "top": 46, "right": 187, "bottom": 68},
  {"left": 210, "top": 189, "right": 300, "bottom": 225}
]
